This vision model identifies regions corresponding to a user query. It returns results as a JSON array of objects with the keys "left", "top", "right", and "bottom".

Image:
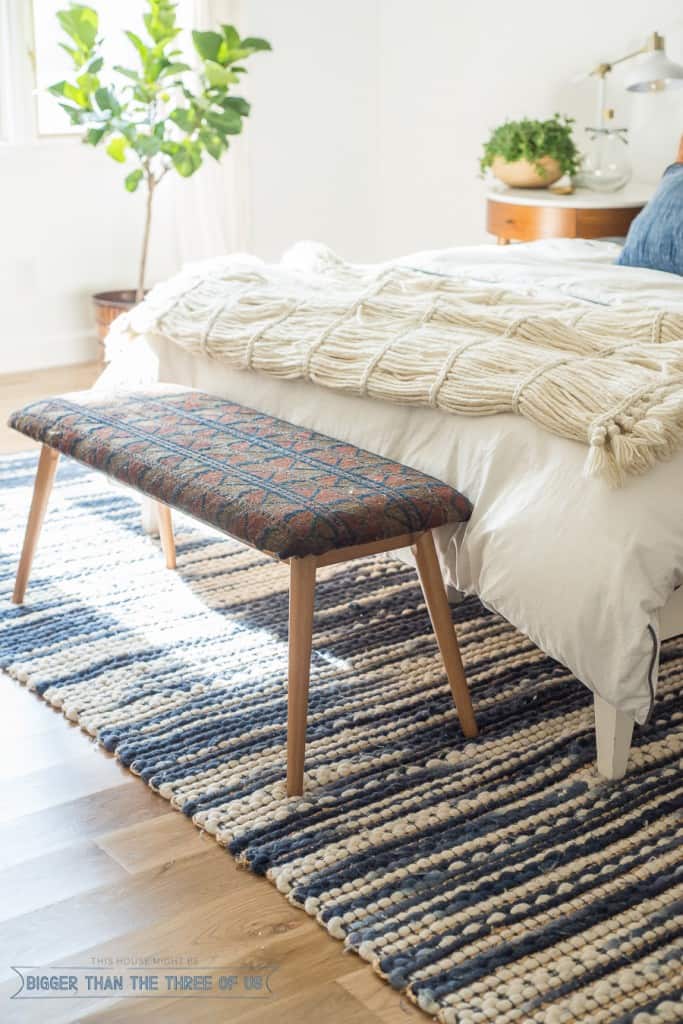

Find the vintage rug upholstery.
[
  {"left": 9, "top": 387, "right": 471, "bottom": 559},
  {"left": 1, "top": 453, "right": 681, "bottom": 1024}
]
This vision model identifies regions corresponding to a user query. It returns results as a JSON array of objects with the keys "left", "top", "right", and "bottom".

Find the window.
[
  {"left": 0, "top": 0, "right": 192, "bottom": 140},
  {"left": 0, "top": 0, "right": 10, "bottom": 140},
  {"left": 0, "top": 0, "right": 34, "bottom": 141},
  {"left": 33, "top": 0, "right": 176, "bottom": 135}
]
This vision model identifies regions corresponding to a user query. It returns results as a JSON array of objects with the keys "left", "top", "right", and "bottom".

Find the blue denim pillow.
[{"left": 617, "top": 163, "right": 683, "bottom": 276}]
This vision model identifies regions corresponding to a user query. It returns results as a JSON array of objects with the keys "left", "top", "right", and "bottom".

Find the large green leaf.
[
  {"left": 119, "top": 121, "right": 139, "bottom": 143},
  {"left": 95, "top": 87, "right": 120, "bottom": 114},
  {"left": 85, "top": 125, "right": 107, "bottom": 145},
  {"left": 221, "top": 96, "right": 250, "bottom": 116},
  {"left": 199, "top": 128, "right": 226, "bottom": 161},
  {"left": 145, "top": 57, "right": 165, "bottom": 84},
  {"left": 171, "top": 140, "right": 202, "bottom": 177},
  {"left": 143, "top": 1, "right": 179, "bottom": 45},
  {"left": 241, "top": 36, "right": 272, "bottom": 52},
  {"left": 112, "top": 65, "right": 143, "bottom": 84},
  {"left": 160, "top": 61, "right": 191, "bottom": 78},
  {"left": 204, "top": 60, "right": 238, "bottom": 88},
  {"left": 217, "top": 44, "right": 252, "bottom": 66},
  {"left": 133, "top": 84, "right": 157, "bottom": 104},
  {"left": 49, "top": 80, "right": 91, "bottom": 107},
  {"left": 125, "top": 168, "right": 144, "bottom": 192},
  {"left": 59, "top": 102, "right": 88, "bottom": 124},
  {"left": 124, "top": 30, "right": 149, "bottom": 64},
  {"left": 133, "top": 134, "right": 162, "bottom": 157},
  {"left": 56, "top": 5, "right": 98, "bottom": 50},
  {"left": 169, "top": 107, "right": 197, "bottom": 132},
  {"left": 59, "top": 42, "right": 78, "bottom": 63},
  {"left": 76, "top": 71, "right": 99, "bottom": 95},
  {"left": 206, "top": 107, "right": 243, "bottom": 134},
  {"left": 192, "top": 30, "right": 222, "bottom": 62},
  {"left": 106, "top": 136, "right": 128, "bottom": 162},
  {"left": 221, "top": 25, "right": 241, "bottom": 50}
]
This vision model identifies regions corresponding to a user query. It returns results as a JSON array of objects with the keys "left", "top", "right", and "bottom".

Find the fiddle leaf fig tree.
[{"left": 50, "top": 1, "right": 271, "bottom": 299}]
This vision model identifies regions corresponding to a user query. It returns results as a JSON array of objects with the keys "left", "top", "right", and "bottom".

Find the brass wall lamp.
[{"left": 589, "top": 32, "right": 683, "bottom": 128}]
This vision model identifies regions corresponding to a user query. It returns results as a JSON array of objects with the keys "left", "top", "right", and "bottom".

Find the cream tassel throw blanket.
[{"left": 112, "top": 244, "right": 683, "bottom": 486}]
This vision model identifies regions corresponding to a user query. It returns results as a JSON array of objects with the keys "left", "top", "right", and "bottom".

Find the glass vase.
[{"left": 577, "top": 127, "right": 632, "bottom": 193}]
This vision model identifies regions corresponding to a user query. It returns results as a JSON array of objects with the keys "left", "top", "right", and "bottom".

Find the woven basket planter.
[{"left": 92, "top": 290, "right": 139, "bottom": 362}]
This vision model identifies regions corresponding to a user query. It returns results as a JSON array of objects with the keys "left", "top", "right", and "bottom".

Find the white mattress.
[{"left": 103, "top": 239, "right": 683, "bottom": 724}]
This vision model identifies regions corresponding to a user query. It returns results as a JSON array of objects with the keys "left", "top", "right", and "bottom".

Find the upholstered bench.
[{"left": 9, "top": 387, "right": 477, "bottom": 795}]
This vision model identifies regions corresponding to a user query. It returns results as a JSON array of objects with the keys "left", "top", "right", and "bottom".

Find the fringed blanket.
[{"left": 112, "top": 244, "right": 683, "bottom": 486}]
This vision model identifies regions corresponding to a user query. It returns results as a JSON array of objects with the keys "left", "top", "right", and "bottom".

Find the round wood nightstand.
[{"left": 486, "top": 183, "right": 653, "bottom": 244}]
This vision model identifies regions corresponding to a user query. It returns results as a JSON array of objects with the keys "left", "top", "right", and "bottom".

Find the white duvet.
[{"left": 104, "top": 239, "right": 683, "bottom": 724}]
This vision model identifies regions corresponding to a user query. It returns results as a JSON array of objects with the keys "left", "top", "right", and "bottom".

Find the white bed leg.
[
  {"left": 594, "top": 693, "right": 634, "bottom": 780},
  {"left": 140, "top": 496, "right": 160, "bottom": 536}
]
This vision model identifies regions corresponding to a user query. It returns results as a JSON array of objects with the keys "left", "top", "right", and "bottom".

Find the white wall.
[
  {"left": 241, "top": 0, "right": 683, "bottom": 261},
  {"left": 243, "top": 0, "right": 379, "bottom": 261},
  {"left": 373, "top": 0, "right": 683, "bottom": 257},
  {"left": 0, "top": 140, "right": 179, "bottom": 374},
  {"left": 2, "top": 0, "right": 681, "bottom": 373}
]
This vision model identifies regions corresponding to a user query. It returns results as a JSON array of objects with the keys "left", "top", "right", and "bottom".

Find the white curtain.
[{"left": 161, "top": 0, "right": 251, "bottom": 265}]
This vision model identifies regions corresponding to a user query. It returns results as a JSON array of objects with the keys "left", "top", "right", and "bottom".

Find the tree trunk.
[{"left": 137, "top": 175, "right": 155, "bottom": 303}]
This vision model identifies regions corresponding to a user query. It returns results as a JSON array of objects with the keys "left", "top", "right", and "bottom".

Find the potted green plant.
[
  {"left": 480, "top": 114, "right": 579, "bottom": 188},
  {"left": 49, "top": 1, "right": 270, "bottom": 349}
]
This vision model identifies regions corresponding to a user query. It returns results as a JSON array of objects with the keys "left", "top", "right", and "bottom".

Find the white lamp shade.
[{"left": 625, "top": 49, "right": 683, "bottom": 92}]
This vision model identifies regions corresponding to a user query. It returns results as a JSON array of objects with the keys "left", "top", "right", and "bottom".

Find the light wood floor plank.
[
  {"left": 96, "top": 812, "right": 216, "bottom": 874},
  {"left": 0, "top": 841, "right": 128, "bottom": 923},
  {"left": 0, "top": 849, "right": 228, "bottom": 983},
  {"left": 0, "top": 675, "right": 75, "bottom": 742},
  {"left": 0, "top": 362, "right": 100, "bottom": 453},
  {"left": 41, "top": 928, "right": 383, "bottom": 1024},
  {"left": 0, "top": 746, "right": 131, "bottom": 824},
  {"left": 0, "top": 708, "right": 99, "bottom": 780},
  {"left": 339, "top": 965, "right": 423, "bottom": 1022},
  {"left": 75, "top": 1002, "right": 213, "bottom": 1024},
  {"left": 245, "top": 980, "right": 380, "bottom": 1024},
  {"left": 0, "top": 781, "right": 171, "bottom": 872}
]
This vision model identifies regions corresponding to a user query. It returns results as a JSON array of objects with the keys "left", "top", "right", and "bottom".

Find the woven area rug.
[{"left": 1, "top": 452, "right": 681, "bottom": 1024}]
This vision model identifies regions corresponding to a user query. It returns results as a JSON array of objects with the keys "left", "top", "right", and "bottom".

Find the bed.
[{"left": 102, "top": 236, "right": 683, "bottom": 780}]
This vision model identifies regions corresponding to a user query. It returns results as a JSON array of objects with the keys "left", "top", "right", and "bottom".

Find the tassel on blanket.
[{"left": 586, "top": 384, "right": 683, "bottom": 486}]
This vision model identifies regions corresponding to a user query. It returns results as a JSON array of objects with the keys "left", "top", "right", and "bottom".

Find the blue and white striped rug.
[{"left": 1, "top": 452, "right": 681, "bottom": 1024}]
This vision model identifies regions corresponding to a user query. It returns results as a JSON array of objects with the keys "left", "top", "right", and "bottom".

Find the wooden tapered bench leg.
[
  {"left": 413, "top": 530, "right": 478, "bottom": 738},
  {"left": 156, "top": 502, "right": 176, "bottom": 569},
  {"left": 12, "top": 445, "right": 60, "bottom": 605},
  {"left": 287, "top": 556, "right": 316, "bottom": 796}
]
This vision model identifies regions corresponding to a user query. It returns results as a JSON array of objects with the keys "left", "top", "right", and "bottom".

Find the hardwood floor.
[
  {"left": 0, "top": 365, "right": 419, "bottom": 1022},
  {"left": 0, "top": 362, "right": 102, "bottom": 453}
]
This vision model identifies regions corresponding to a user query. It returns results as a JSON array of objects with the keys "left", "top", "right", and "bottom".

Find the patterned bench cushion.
[{"left": 9, "top": 387, "right": 472, "bottom": 559}]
